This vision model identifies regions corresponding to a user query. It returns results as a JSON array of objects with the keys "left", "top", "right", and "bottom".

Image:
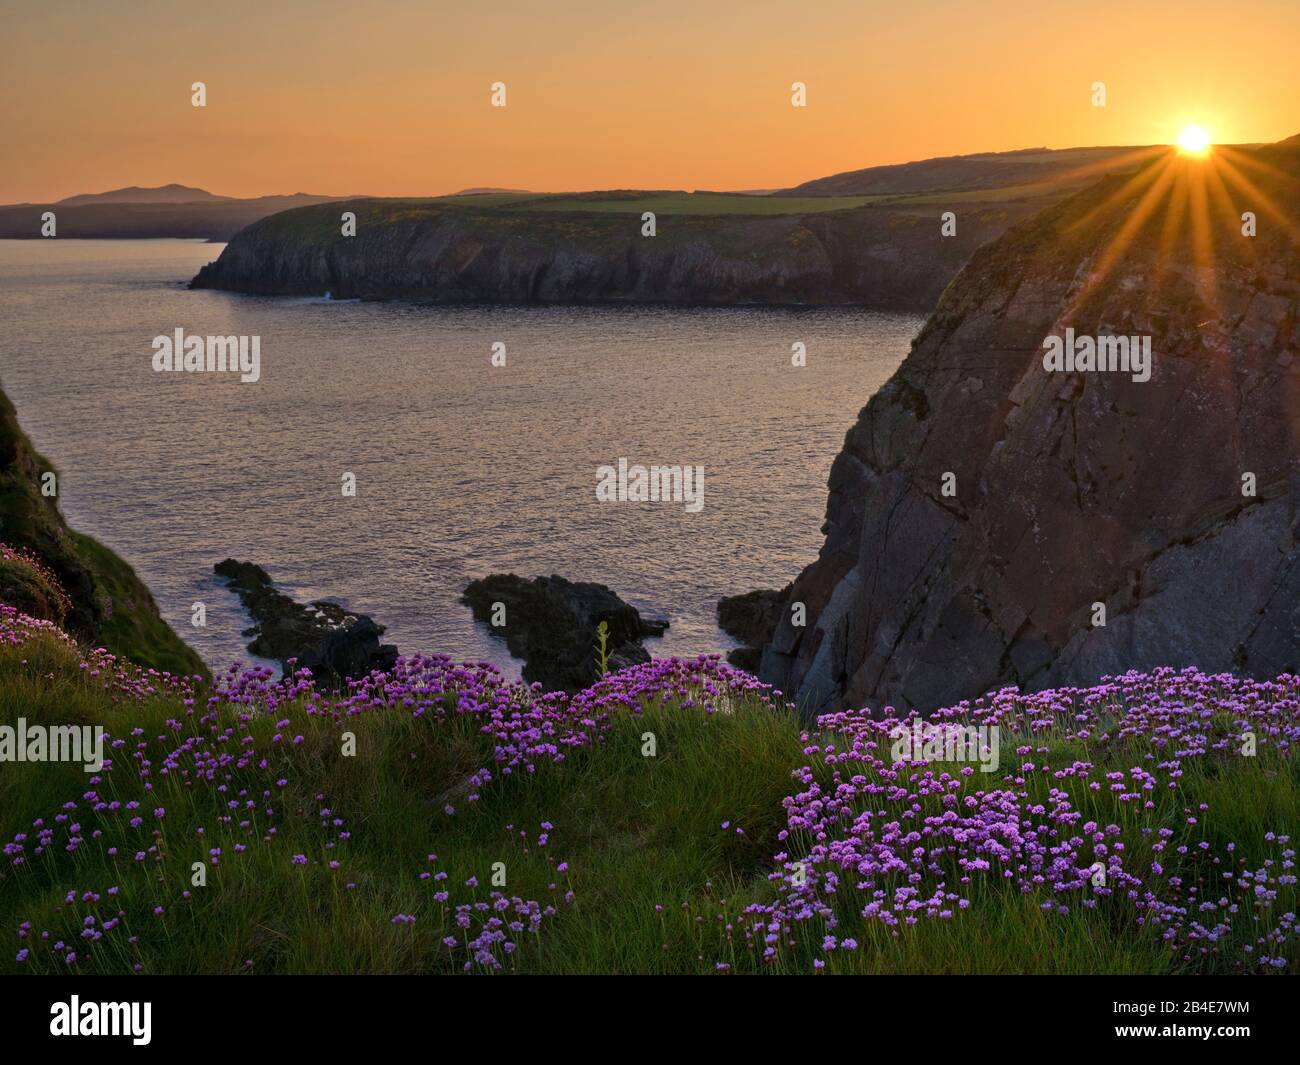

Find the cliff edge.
[
  {"left": 763, "top": 141, "right": 1300, "bottom": 713},
  {"left": 0, "top": 385, "right": 207, "bottom": 677}
]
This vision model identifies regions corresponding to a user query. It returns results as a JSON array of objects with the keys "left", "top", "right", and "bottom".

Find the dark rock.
[
  {"left": 718, "top": 586, "right": 790, "bottom": 672},
  {"left": 214, "top": 559, "right": 398, "bottom": 685},
  {"left": 725, "top": 646, "right": 765, "bottom": 673},
  {"left": 762, "top": 139, "right": 1300, "bottom": 716},
  {"left": 461, "top": 573, "right": 668, "bottom": 693}
]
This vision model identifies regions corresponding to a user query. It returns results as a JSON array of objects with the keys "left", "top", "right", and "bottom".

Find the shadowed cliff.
[{"left": 763, "top": 139, "right": 1300, "bottom": 714}]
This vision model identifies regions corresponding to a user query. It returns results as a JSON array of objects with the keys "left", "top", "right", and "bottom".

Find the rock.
[
  {"left": 214, "top": 559, "right": 398, "bottom": 685},
  {"left": 461, "top": 573, "right": 667, "bottom": 693},
  {"left": 725, "top": 647, "right": 765, "bottom": 674},
  {"left": 762, "top": 139, "right": 1300, "bottom": 716},
  {"left": 717, "top": 586, "right": 790, "bottom": 671}
]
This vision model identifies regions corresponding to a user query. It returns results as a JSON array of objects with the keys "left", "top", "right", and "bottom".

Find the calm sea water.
[{"left": 0, "top": 239, "right": 921, "bottom": 677}]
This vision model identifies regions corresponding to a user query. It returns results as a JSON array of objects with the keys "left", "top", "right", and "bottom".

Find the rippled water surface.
[{"left": 0, "top": 239, "right": 921, "bottom": 676}]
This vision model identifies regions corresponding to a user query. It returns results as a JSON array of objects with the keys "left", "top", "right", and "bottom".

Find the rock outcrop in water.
[
  {"left": 189, "top": 198, "right": 1040, "bottom": 311},
  {"left": 215, "top": 559, "right": 398, "bottom": 685},
  {"left": 762, "top": 140, "right": 1300, "bottom": 715},
  {"left": 462, "top": 573, "right": 668, "bottom": 693}
]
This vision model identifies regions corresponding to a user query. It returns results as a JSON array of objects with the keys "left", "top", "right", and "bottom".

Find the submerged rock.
[
  {"left": 214, "top": 559, "right": 397, "bottom": 685},
  {"left": 762, "top": 138, "right": 1300, "bottom": 715},
  {"left": 461, "top": 573, "right": 667, "bottom": 694}
]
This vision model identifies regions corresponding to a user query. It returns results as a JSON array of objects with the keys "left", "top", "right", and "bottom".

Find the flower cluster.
[
  {"left": 739, "top": 667, "right": 1299, "bottom": 972},
  {"left": 0, "top": 543, "right": 73, "bottom": 621}
]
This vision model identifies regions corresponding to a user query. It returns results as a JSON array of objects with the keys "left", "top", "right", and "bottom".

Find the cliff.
[
  {"left": 189, "top": 198, "right": 1040, "bottom": 311},
  {"left": 762, "top": 141, "right": 1300, "bottom": 714},
  {"left": 0, "top": 385, "right": 207, "bottom": 677}
]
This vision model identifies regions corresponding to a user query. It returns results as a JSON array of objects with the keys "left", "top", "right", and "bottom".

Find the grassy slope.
[
  {"left": 2, "top": 624, "right": 1294, "bottom": 975},
  {"left": 0, "top": 387, "right": 206, "bottom": 679},
  {"left": 782, "top": 144, "right": 1158, "bottom": 196},
  {"left": 0, "top": 631, "right": 804, "bottom": 974},
  {"left": 302, "top": 183, "right": 1065, "bottom": 220},
  {"left": 501, "top": 191, "right": 881, "bottom": 214}
]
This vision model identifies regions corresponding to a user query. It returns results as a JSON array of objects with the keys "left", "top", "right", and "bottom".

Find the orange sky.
[{"left": 2, "top": 0, "right": 1297, "bottom": 203}]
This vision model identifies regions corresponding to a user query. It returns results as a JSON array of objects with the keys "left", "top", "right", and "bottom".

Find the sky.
[{"left": 1, "top": 0, "right": 1297, "bottom": 202}]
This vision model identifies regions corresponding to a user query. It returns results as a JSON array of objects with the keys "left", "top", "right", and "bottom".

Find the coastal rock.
[
  {"left": 717, "top": 586, "right": 790, "bottom": 672},
  {"left": 461, "top": 573, "right": 667, "bottom": 693},
  {"left": 214, "top": 559, "right": 398, "bottom": 685},
  {"left": 762, "top": 140, "right": 1300, "bottom": 715}
]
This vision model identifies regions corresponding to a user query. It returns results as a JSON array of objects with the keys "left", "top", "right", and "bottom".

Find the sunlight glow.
[{"left": 1177, "top": 125, "right": 1212, "bottom": 156}]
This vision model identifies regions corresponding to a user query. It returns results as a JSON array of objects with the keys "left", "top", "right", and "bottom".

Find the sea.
[{"left": 0, "top": 239, "right": 921, "bottom": 676}]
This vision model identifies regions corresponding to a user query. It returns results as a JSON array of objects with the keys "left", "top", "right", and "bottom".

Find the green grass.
[
  {"left": 0, "top": 556, "right": 68, "bottom": 625},
  {"left": 63, "top": 533, "right": 203, "bottom": 677},
  {"left": 0, "top": 633, "right": 806, "bottom": 974},
  {"left": 500, "top": 191, "right": 878, "bottom": 215},
  {"left": 874, "top": 180, "right": 1081, "bottom": 207},
  {"left": 1, "top": 630, "right": 1295, "bottom": 975}
]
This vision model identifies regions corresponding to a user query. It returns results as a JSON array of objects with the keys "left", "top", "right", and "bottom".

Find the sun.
[{"left": 1177, "top": 125, "right": 1212, "bottom": 156}]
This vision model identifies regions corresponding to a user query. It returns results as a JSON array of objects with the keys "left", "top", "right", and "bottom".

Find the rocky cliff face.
[
  {"left": 763, "top": 141, "right": 1300, "bottom": 715},
  {"left": 190, "top": 200, "right": 1037, "bottom": 311}
]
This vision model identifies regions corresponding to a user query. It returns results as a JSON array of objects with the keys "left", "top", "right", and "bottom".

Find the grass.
[
  {"left": 499, "top": 191, "right": 879, "bottom": 215},
  {"left": 0, "top": 631, "right": 805, "bottom": 974},
  {"left": 2, "top": 615, "right": 1296, "bottom": 975}
]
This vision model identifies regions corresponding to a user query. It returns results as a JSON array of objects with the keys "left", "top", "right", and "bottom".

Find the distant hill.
[
  {"left": 0, "top": 190, "right": 349, "bottom": 240},
  {"left": 0, "top": 144, "right": 1178, "bottom": 244},
  {"left": 56, "top": 183, "right": 232, "bottom": 206},
  {"left": 779, "top": 145, "right": 1161, "bottom": 198},
  {"left": 450, "top": 187, "right": 533, "bottom": 196}
]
